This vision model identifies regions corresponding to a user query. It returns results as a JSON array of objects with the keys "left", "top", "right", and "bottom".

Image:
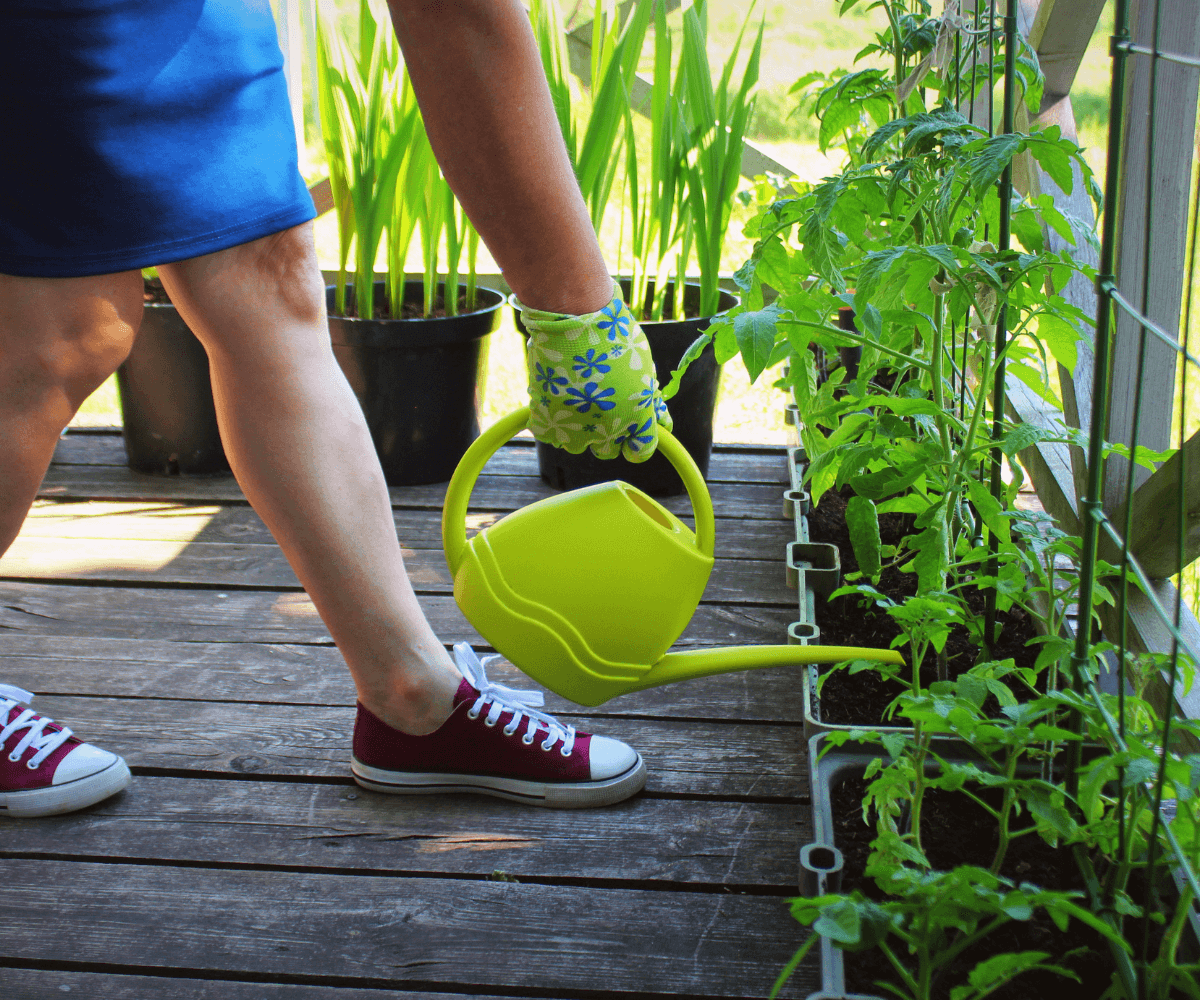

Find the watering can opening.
[{"left": 626, "top": 488, "right": 677, "bottom": 532}]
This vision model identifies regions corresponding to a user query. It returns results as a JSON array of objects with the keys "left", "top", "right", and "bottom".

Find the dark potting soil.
[
  {"left": 809, "top": 485, "right": 1039, "bottom": 726},
  {"left": 341, "top": 295, "right": 480, "bottom": 321},
  {"left": 831, "top": 773, "right": 1116, "bottom": 1000}
]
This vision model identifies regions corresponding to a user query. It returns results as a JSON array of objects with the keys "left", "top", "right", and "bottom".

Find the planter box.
[{"left": 800, "top": 733, "right": 1199, "bottom": 1000}]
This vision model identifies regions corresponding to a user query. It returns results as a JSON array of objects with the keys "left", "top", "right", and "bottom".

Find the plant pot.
[
  {"left": 518, "top": 280, "right": 738, "bottom": 497},
  {"left": 837, "top": 307, "right": 862, "bottom": 383},
  {"left": 327, "top": 281, "right": 503, "bottom": 486},
  {"left": 116, "top": 303, "right": 230, "bottom": 476}
]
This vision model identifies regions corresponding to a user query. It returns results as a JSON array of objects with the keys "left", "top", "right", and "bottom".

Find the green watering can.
[{"left": 442, "top": 407, "right": 904, "bottom": 707}]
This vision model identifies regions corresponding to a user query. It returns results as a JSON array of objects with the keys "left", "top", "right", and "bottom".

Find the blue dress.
[{"left": 0, "top": 0, "right": 316, "bottom": 278}]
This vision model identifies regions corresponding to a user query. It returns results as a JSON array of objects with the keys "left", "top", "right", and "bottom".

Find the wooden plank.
[
  {"left": 0, "top": 634, "right": 809, "bottom": 724},
  {"left": 1103, "top": 0, "right": 1200, "bottom": 513},
  {"left": 0, "top": 774, "right": 807, "bottom": 887},
  {"left": 1011, "top": 90, "right": 1098, "bottom": 512},
  {"left": 51, "top": 433, "right": 791, "bottom": 485},
  {"left": 2, "top": 971, "right": 559, "bottom": 1000},
  {"left": 1115, "top": 425, "right": 1200, "bottom": 578},
  {"left": 1092, "top": 577, "right": 1200, "bottom": 749},
  {"left": 307, "top": 177, "right": 333, "bottom": 218},
  {"left": 1026, "top": 0, "right": 1109, "bottom": 101},
  {"left": 20, "top": 697, "right": 808, "bottom": 799},
  {"left": 0, "top": 860, "right": 818, "bottom": 998},
  {"left": 16, "top": 498, "right": 796, "bottom": 560},
  {"left": 0, "top": 581, "right": 796, "bottom": 648},
  {"left": 37, "top": 465, "right": 788, "bottom": 521},
  {"left": 1006, "top": 378, "right": 1081, "bottom": 536},
  {"left": 0, "top": 536, "right": 796, "bottom": 605}
]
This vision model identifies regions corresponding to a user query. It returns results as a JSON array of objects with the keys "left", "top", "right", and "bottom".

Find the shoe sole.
[
  {"left": 351, "top": 753, "right": 647, "bottom": 809},
  {"left": 0, "top": 757, "right": 132, "bottom": 818}
]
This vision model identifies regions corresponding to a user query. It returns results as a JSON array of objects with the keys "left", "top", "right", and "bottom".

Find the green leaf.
[
  {"left": 813, "top": 898, "right": 863, "bottom": 944},
  {"left": 965, "top": 477, "right": 1010, "bottom": 542},
  {"left": 734, "top": 304, "right": 783, "bottom": 383},
  {"left": 951, "top": 951, "right": 1075, "bottom": 1000},
  {"left": 662, "top": 330, "right": 714, "bottom": 401},
  {"left": 1035, "top": 310, "right": 1081, "bottom": 372},
  {"left": 999, "top": 422, "right": 1052, "bottom": 458},
  {"left": 846, "top": 496, "right": 882, "bottom": 582},
  {"left": 1011, "top": 207, "right": 1045, "bottom": 253},
  {"left": 852, "top": 461, "right": 927, "bottom": 501},
  {"left": 910, "top": 519, "right": 949, "bottom": 593},
  {"left": 1028, "top": 134, "right": 1076, "bottom": 194},
  {"left": 965, "top": 134, "right": 1024, "bottom": 194}
]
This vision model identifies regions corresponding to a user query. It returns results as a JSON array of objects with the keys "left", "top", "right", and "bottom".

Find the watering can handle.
[{"left": 442, "top": 406, "right": 716, "bottom": 574}]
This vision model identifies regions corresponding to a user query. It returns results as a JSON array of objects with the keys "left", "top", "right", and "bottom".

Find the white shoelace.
[
  {"left": 0, "top": 684, "right": 72, "bottom": 770},
  {"left": 452, "top": 644, "right": 576, "bottom": 756}
]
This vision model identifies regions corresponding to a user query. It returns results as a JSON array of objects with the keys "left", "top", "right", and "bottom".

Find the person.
[{"left": 0, "top": 0, "right": 671, "bottom": 818}]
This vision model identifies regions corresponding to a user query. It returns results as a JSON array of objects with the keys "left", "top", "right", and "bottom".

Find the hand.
[{"left": 519, "top": 286, "right": 672, "bottom": 462}]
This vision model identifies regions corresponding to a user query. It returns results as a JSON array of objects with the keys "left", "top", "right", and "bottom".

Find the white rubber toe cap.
[
  {"left": 52, "top": 744, "right": 120, "bottom": 785},
  {"left": 588, "top": 736, "right": 639, "bottom": 780}
]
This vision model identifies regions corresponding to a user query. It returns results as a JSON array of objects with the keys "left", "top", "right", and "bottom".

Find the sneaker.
[
  {"left": 351, "top": 644, "right": 647, "bottom": 808},
  {"left": 0, "top": 684, "right": 131, "bottom": 818}
]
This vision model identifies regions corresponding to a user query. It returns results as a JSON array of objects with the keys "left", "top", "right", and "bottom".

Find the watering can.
[{"left": 442, "top": 407, "right": 904, "bottom": 707}]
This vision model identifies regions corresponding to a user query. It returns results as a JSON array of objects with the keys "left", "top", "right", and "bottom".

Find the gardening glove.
[{"left": 519, "top": 284, "right": 672, "bottom": 462}]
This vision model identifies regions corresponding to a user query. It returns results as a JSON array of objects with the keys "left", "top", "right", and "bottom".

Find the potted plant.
[
  {"left": 316, "top": 0, "right": 503, "bottom": 486},
  {"left": 526, "top": 0, "right": 761, "bottom": 495},
  {"left": 115, "top": 269, "right": 230, "bottom": 476}
]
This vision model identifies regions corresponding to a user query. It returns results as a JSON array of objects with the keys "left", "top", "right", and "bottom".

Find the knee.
[
  {"left": 1, "top": 271, "right": 142, "bottom": 411},
  {"left": 249, "top": 225, "right": 326, "bottom": 327}
]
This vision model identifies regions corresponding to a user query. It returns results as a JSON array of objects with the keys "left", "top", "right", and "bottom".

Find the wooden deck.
[{"left": 0, "top": 429, "right": 816, "bottom": 999}]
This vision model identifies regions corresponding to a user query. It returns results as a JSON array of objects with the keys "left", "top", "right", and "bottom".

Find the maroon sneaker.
[
  {"left": 351, "top": 644, "right": 647, "bottom": 808},
  {"left": 0, "top": 684, "right": 131, "bottom": 818}
]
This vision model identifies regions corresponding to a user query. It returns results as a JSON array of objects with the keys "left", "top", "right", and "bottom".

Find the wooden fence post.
[{"left": 1102, "top": 0, "right": 1200, "bottom": 513}]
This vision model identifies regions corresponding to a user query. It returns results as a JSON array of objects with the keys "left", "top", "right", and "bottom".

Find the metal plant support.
[{"left": 1067, "top": 0, "right": 1200, "bottom": 994}]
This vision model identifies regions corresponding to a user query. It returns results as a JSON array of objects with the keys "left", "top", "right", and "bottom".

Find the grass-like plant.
[
  {"left": 318, "top": 0, "right": 481, "bottom": 320},
  {"left": 622, "top": 0, "right": 690, "bottom": 322},
  {"left": 528, "top": 0, "right": 652, "bottom": 239},
  {"left": 316, "top": 0, "right": 413, "bottom": 319},
  {"left": 676, "top": 0, "right": 763, "bottom": 319}
]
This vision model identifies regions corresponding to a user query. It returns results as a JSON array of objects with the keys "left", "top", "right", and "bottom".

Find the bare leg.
[
  {"left": 156, "top": 226, "right": 460, "bottom": 735},
  {"left": 386, "top": 0, "right": 612, "bottom": 315},
  {"left": 0, "top": 270, "right": 142, "bottom": 555}
]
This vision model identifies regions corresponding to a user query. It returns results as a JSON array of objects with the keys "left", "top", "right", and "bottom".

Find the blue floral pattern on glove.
[
  {"left": 535, "top": 363, "right": 569, "bottom": 395},
  {"left": 520, "top": 284, "right": 672, "bottom": 462}
]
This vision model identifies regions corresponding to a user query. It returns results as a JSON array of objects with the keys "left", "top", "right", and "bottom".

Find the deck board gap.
[{"left": 0, "top": 852, "right": 798, "bottom": 896}]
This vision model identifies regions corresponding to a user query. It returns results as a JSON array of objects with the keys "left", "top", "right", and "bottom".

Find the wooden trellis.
[{"left": 1006, "top": 0, "right": 1200, "bottom": 727}]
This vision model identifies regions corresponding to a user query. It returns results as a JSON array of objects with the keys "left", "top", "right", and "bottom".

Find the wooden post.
[
  {"left": 303, "top": 0, "right": 321, "bottom": 147},
  {"left": 1115, "top": 426, "right": 1200, "bottom": 578},
  {"left": 1102, "top": 0, "right": 1200, "bottom": 514},
  {"left": 277, "top": 0, "right": 307, "bottom": 154}
]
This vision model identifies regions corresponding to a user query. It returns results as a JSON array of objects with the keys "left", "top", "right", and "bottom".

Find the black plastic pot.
[
  {"left": 116, "top": 303, "right": 230, "bottom": 476},
  {"left": 836, "top": 307, "right": 862, "bottom": 382},
  {"left": 527, "top": 280, "right": 738, "bottom": 497},
  {"left": 327, "top": 280, "right": 503, "bottom": 486}
]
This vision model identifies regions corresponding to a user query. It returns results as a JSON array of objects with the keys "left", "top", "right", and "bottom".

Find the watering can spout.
[{"left": 626, "top": 645, "right": 905, "bottom": 695}]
